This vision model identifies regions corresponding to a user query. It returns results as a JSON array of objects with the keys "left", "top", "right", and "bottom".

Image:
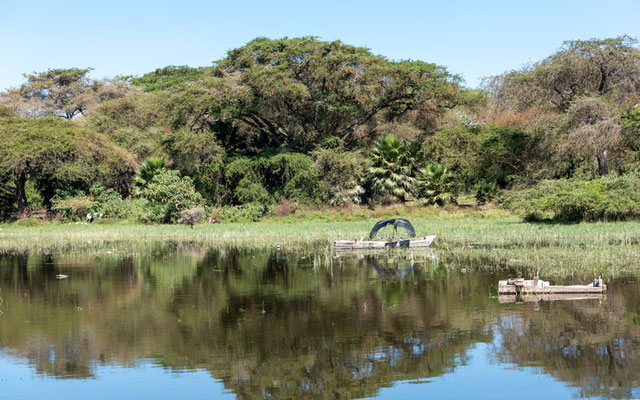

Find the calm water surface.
[{"left": 0, "top": 245, "right": 638, "bottom": 399}]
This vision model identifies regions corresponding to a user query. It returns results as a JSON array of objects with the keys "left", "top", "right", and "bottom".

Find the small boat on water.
[
  {"left": 334, "top": 219, "right": 435, "bottom": 250},
  {"left": 498, "top": 277, "right": 606, "bottom": 295},
  {"left": 334, "top": 235, "right": 436, "bottom": 249}
]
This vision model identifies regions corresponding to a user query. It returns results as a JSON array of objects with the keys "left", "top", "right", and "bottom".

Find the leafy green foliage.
[
  {"left": 163, "top": 129, "right": 225, "bottom": 203},
  {"left": 89, "top": 184, "right": 132, "bottom": 219},
  {"left": 214, "top": 37, "right": 460, "bottom": 149},
  {"left": 313, "top": 148, "right": 366, "bottom": 206},
  {"left": 235, "top": 180, "right": 272, "bottom": 205},
  {"left": 0, "top": 115, "right": 137, "bottom": 215},
  {"left": 473, "top": 181, "right": 500, "bottom": 205},
  {"left": 12, "top": 218, "right": 43, "bottom": 227},
  {"left": 88, "top": 92, "right": 167, "bottom": 159},
  {"left": 0, "top": 105, "right": 18, "bottom": 118},
  {"left": 135, "top": 158, "right": 166, "bottom": 189},
  {"left": 504, "top": 174, "right": 640, "bottom": 222},
  {"left": 51, "top": 196, "right": 96, "bottom": 221},
  {"left": 141, "top": 169, "right": 204, "bottom": 223},
  {"left": 24, "top": 180, "right": 43, "bottom": 207},
  {"left": 225, "top": 152, "right": 320, "bottom": 205},
  {"left": 621, "top": 109, "right": 640, "bottom": 150},
  {"left": 131, "top": 66, "right": 205, "bottom": 92},
  {"left": 367, "top": 135, "right": 415, "bottom": 203},
  {"left": 221, "top": 203, "right": 268, "bottom": 223},
  {"left": 0, "top": 180, "right": 15, "bottom": 221},
  {"left": 417, "top": 164, "right": 457, "bottom": 206},
  {"left": 421, "top": 125, "right": 533, "bottom": 189}
]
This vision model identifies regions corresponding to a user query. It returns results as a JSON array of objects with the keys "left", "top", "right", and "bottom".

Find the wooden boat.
[
  {"left": 498, "top": 277, "right": 606, "bottom": 295},
  {"left": 334, "top": 235, "right": 436, "bottom": 250}
]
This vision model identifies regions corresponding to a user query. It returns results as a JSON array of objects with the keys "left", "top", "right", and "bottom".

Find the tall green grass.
[{"left": 3, "top": 208, "right": 640, "bottom": 277}]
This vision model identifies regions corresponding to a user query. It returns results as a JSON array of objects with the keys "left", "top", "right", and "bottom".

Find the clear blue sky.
[{"left": 2, "top": 0, "right": 640, "bottom": 91}]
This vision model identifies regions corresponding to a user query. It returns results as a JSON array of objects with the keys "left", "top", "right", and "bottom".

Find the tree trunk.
[
  {"left": 15, "top": 171, "right": 28, "bottom": 216},
  {"left": 597, "top": 149, "right": 609, "bottom": 176}
]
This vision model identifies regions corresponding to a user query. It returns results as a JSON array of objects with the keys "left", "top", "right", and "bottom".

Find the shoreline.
[{"left": 2, "top": 209, "right": 640, "bottom": 278}]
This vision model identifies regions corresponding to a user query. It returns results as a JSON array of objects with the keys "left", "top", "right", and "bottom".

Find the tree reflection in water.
[
  {"left": 0, "top": 246, "right": 638, "bottom": 399},
  {"left": 491, "top": 278, "right": 640, "bottom": 399}
]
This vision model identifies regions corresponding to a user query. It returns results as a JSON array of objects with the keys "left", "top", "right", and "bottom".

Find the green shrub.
[
  {"left": 51, "top": 196, "right": 96, "bottom": 221},
  {"left": 0, "top": 178, "right": 16, "bottom": 221},
  {"left": 163, "top": 128, "right": 225, "bottom": 204},
  {"left": 13, "top": 218, "right": 43, "bottom": 227},
  {"left": 284, "top": 169, "right": 322, "bottom": 205},
  {"left": 142, "top": 169, "right": 204, "bottom": 223},
  {"left": 225, "top": 152, "right": 320, "bottom": 206},
  {"left": 473, "top": 181, "right": 500, "bottom": 205},
  {"left": 127, "top": 198, "right": 155, "bottom": 223},
  {"left": 89, "top": 184, "right": 132, "bottom": 219},
  {"left": 235, "top": 178, "right": 273, "bottom": 205},
  {"left": 421, "top": 124, "right": 531, "bottom": 190},
  {"left": 25, "top": 180, "right": 43, "bottom": 207},
  {"left": 504, "top": 174, "right": 640, "bottom": 222},
  {"left": 313, "top": 148, "right": 366, "bottom": 206},
  {"left": 222, "top": 203, "right": 269, "bottom": 223}
]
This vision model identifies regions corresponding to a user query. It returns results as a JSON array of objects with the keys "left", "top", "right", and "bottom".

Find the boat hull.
[{"left": 334, "top": 235, "right": 435, "bottom": 250}]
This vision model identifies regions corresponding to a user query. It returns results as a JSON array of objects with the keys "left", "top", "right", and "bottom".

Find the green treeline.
[{"left": 2, "top": 36, "right": 640, "bottom": 223}]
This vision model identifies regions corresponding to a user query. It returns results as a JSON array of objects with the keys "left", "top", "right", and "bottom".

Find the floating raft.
[
  {"left": 498, "top": 278, "right": 606, "bottom": 295},
  {"left": 334, "top": 235, "right": 435, "bottom": 249}
]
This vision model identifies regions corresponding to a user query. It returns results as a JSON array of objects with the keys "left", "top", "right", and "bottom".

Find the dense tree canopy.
[
  {"left": 484, "top": 36, "right": 640, "bottom": 178},
  {"left": 2, "top": 35, "right": 640, "bottom": 222},
  {"left": 0, "top": 115, "right": 137, "bottom": 214},
  {"left": 115, "top": 37, "right": 463, "bottom": 153},
  {"left": 216, "top": 37, "right": 461, "bottom": 149}
]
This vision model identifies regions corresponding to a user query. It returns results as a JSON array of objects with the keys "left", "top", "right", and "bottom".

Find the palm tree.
[
  {"left": 367, "top": 135, "right": 416, "bottom": 203},
  {"left": 417, "top": 163, "right": 457, "bottom": 206},
  {"left": 135, "top": 158, "right": 166, "bottom": 189}
]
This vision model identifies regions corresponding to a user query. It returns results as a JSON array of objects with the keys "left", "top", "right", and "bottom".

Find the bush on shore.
[{"left": 503, "top": 173, "right": 640, "bottom": 222}]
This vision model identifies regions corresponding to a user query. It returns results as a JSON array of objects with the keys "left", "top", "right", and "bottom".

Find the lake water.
[{"left": 0, "top": 245, "right": 638, "bottom": 399}]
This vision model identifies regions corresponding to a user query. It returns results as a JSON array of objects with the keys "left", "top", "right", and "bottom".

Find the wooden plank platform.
[
  {"left": 334, "top": 235, "right": 435, "bottom": 250},
  {"left": 498, "top": 278, "right": 606, "bottom": 295}
]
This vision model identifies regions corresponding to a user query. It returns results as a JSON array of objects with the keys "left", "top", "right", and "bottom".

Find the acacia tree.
[
  {"left": 0, "top": 68, "right": 134, "bottom": 119},
  {"left": 0, "top": 115, "right": 138, "bottom": 215},
  {"left": 486, "top": 36, "right": 640, "bottom": 113},
  {"left": 218, "top": 37, "right": 461, "bottom": 149},
  {"left": 562, "top": 97, "right": 622, "bottom": 176},
  {"left": 485, "top": 36, "right": 640, "bottom": 176},
  {"left": 145, "top": 37, "right": 461, "bottom": 151}
]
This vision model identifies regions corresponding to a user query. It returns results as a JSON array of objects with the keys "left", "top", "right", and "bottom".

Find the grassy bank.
[{"left": 2, "top": 207, "right": 640, "bottom": 278}]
